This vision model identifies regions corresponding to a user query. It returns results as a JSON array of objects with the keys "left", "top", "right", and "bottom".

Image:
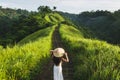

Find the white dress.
[{"left": 53, "top": 63, "right": 63, "bottom": 80}]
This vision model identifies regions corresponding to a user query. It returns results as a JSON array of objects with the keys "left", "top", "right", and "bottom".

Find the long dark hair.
[{"left": 53, "top": 56, "right": 62, "bottom": 66}]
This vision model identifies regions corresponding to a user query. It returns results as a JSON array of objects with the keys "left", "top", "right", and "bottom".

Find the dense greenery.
[
  {"left": 0, "top": 5, "right": 120, "bottom": 80},
  {"left": 45, "top": 13, "right": 64, "bottom": 24},
  {"left": 0, "top": 8, "right": 64, "bottom": 79},
  {"left": 0, "top": 7, "right": 29, "bottom": 46},
  {"left": 59, "top": 24, "right": 120, "bottom": 80},
  {"left": 60, "top": 10, "right": 120, "bottom": 45},
  {"left": 0, "top": 25, "right": 55, "bottom": 80},
  {"left": 0, "top": 6, "right": 52, "bottom": 47}
]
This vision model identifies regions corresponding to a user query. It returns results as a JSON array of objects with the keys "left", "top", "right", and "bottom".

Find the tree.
[
  {"left": 0, "top": 6, "right": 2, "bottom": 9},
  {"left": 37, "top": 6, "right": 51, "bottom": 13},
  {"left": 53, "top": 6, "right": 56, "bottom": 11}
]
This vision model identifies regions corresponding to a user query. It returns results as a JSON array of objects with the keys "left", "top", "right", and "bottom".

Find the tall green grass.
[
  {"left": 0, "top": 12, "right": 63, "bottom": 80},
  {"left": 59, "top": 24, "right": 120, "bottom": 80},
  {"left": 45, "top": 13, "right": 64, "bottom": 23},
  {"left": 0, "top": 26, "right": 55, "bottom": 80},
  {"left": 18, "top": 26, "right": 53, "bottom": 45}
]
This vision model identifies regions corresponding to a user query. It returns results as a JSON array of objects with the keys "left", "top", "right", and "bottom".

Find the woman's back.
[
  {"left": 50, "top": 48, "right": 69, "bottom": 80},
  {"left": 53, "top": 56, "right": 62, "bottom": 66}
]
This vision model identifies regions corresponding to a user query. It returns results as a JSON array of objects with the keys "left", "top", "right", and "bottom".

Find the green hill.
[
  {"left": 0, "top": 7, "right": 29, "bottom": 46},
  {"left": 0, "top": 11, "right": 64, "bottom": 80},
  {"left": 0, "top": 7, "right": 53, "bottom": 47},
  {"left": 45, "top": 13, "right": 64, "bottom": 24},
  {"left": 59, "top": 22, "right": 120, "bottom": 80},
  {"left": 0, "top": 25, "right": 55, "bottom": 80},
  {"left": 0, "top": 7, "right": 120, "bottom": 80},
  {"left": 18, "top": 26, "right": 53, "bottom": 44},
  {"left": 60, "top": 10, "right": 120, "bottom": 45}
]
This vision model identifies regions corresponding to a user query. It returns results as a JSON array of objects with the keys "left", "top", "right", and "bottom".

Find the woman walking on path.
[{"left": 50, "top": 48, "right": 69, "bottom": 80}]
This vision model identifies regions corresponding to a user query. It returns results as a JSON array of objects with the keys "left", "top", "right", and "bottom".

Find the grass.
[
  {"left": 18, "top": 26, "right": 54, "bottom": 45},
  {"left": 45, "top": 13, "right": 64, "bottom": 23},
  {"left": 1, "top": 11, "right": 119, "bottom": 80},
  {"left": 59, "top": 23, "right": 120, "bottom": 80},
  {"left": 0, "top": 25, "right": 56, "bottom": 80},
  {"left": 0, "top": 12, "right": 64, "bottom": 80}
]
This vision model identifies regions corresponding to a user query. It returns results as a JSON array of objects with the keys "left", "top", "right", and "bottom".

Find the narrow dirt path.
[
  {"left": 36, "top": 24, "right": 74, "bottom": 80},
  {"left": 52, "top": 24, "right": 74, "bottom": 80}
]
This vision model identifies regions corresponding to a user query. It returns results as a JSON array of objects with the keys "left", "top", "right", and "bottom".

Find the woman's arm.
[
  {"left": 50, "top": 50, "right": 54, "bottom": 58},
  {"left": 62, "top": 52, "right": 69, "bottom": 62}
]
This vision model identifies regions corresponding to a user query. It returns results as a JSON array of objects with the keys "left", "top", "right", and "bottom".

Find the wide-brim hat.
[{"left": 53, "top": 48, "right": 65, "bottom": 57}]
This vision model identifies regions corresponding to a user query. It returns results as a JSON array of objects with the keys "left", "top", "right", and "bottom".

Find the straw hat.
[{"left": 53, "top": 48, "right": 65, "bottom": 57}]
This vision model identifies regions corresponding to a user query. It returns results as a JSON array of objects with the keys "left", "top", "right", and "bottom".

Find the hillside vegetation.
[
  {"left": 0, "top": 6, "right": 52, "bottom": 47},
  {"left": 0, "top": 6, "right": 120, "bottom": 80},
  {"left": 59, "top": 23, "right": 120, "bottom": 80},
  {"left": 60, "top": 10, "right": 120, "bottom": 45},
  {"left": 0, "top": 25, "right": 55, "bottom": 80},
  {"left": 45, "top": 13, "right": 64, "bottom": 23},
  {"left": 0, "top": 6, "right": 65, "bottom": 79}
]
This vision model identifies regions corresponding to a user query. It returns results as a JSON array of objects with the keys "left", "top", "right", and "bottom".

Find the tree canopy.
[{"left": 0, "top": 6, "right": 52, "bottom": 47}]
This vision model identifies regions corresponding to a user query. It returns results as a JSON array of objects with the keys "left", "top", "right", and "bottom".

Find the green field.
[
  {"left": 0, "top": 25, "right": 56, "bottom": 80},
  {"left": 0, "top": 11, "right": 120, "bottom": 80},
  {"left": 59, "top": 23, "right": 120, "bottom": 80},
  {"left": 0, "top": 12, "right": 64, "bottom": 80}
]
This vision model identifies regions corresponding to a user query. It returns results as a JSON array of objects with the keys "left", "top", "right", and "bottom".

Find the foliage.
[
  {"left": 60, "top": 10, "right": 120, "bottom": 45},
  {"left": 59, "top": 24, "right": 120, "bottom": 80},
  {"left": 59, "top": 12, "right": 94, "bottom": 39},
  {"left": 37, "top": 6, "right": 52, "bottom": 13},
  {"left": 45, "top": 13, "right": 64, "bottom": 24},
  {"left": 0, "top": 25, "right": 55, "bottom": 80},
  {"left": 0, "top": 9, "right": 64, "bottom": 80},
  {"left": 0, "top": 7, "right": 52, "bottom": 47},
  {"left": 1, "top": 5, "right": 120, "bottom": 80},
  {"left": 18, "top": 25, "right": 55, "bottom": 44}
]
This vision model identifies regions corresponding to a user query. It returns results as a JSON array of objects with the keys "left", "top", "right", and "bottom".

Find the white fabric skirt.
[{"left": 53, "top": 64, "right": 63, "bottom": 80}]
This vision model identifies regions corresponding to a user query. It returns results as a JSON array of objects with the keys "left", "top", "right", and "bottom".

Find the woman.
[{"left": 50, "top": 48, "right": 69, "bottom": 80}]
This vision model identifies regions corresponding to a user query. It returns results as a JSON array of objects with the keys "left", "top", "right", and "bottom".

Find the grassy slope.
[
  {"left": 0, "top": 12, "right": 65, "bottom": 80},
  {"left": 0, "top": 26, "right": 55, "bottom": 80},
  {"left": 59, "top": 24, "right": 120, "bottom": 80},
  {"left": 19, "top": 13, "right": 64, "bottom": 45},
  {"left": 0, "top": 13, "right": 63, "bottom": 80},
  {"left": 0, "top": 11, "right": 119, "bottom": 80},
  {"left": 45, "top": 13, "right": 64, "bottom": 24},
  {"left": 18, "top": 26, "right": 53, "bottom": 44}
]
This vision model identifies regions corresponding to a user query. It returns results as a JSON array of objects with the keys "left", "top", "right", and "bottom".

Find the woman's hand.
[
  {"left": 50, "top": 50, "right": 54, "bottom": 57},
  {"left": 62, "top": 52, "right": 69, "bottom": 62},
  {"left": 50, "top": 50, "right": 53, "bottom": 53},
  {"left": 64, "top": 52, "right": 68, "bottom": 55}
]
